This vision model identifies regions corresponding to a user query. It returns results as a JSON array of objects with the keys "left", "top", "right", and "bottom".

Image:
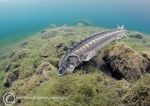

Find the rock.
[
  {"left": 41, "top": 30, "right": 47, "bottom": 34},
  {"left": 41, "top": 70, "right": 50, "bottom": 80},
  {"left": 39, "top": 47, "right": 51, "bottom": 58},
  {"left": 20, "top": 41, "right": 28, "bottom": 47},
  {"left": 39, "top": 44, "right": 56, "bottom": 58},
  {"left": 62, "top": 46, "right": 69, "bottom": 52},
  {"left": 11, "top": 49, "right": 29, "bottom": 62},
  {"left": 55, "top": 43, "right": 63, "bottom": 49},
  {"left": 76, "top": 22, "right": 85, "bottom": 27},
  {"left": 26, "top": 75, "right": 43, "bottom": 90},
  {"left": 3, "top": 72, "right": 19, "bottom": 87},
  {"left": 50, "top": 24, "right": 57, "bottom": 28},
  {"left": 142, "top": 51, "right": 150, "bottom": 71},
  {"left": 104, "top": 42, "right": 149, "bottom": 82},
  {"left": 39, "top": 51, "right": 49, "bottom": 58},
  {"left": 11, "top": 75, "right": 44, "bottom": 96},
  {"left": 129, "top": 32, "right": 143, "bottom": 39},
  {"left": 74, "top": 20, "right": 93, "bottom": 26},
  {"left": 36, "top": 62, "right": 51, "bottom": 74},
  {"left": 36, "top": 62, "right": 54, "bottom": 79},
  {"left": 142, "top": 51, "right": 150, "bottom": 63},
  {"left": 41, "top": 30, "right": 58, "bottom": 39}
]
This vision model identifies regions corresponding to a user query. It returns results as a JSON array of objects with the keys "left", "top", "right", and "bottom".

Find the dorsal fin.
[{"left": 117, "top": 25, "right": 124, "bottom": 29}]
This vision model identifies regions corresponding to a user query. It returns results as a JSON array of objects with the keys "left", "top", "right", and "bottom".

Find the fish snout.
[{"left": 58, "top": 66, "right": 66, "bottom": 75}]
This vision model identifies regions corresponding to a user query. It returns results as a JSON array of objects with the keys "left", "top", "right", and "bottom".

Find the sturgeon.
[{"left": 58, "top": 26, "right": 126, "bottom": 75}]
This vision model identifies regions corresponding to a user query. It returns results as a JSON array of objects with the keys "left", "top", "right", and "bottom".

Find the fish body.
[{"left": 58, "top": 26, "right": 126, "bottom": 75}]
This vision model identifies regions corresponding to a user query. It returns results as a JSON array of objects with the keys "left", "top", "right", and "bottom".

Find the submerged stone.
[
  {"left": 142, "top": 51, "right": 150, "bottom": 71},
  {"left": 129, "top": 32, "right": 143, "bottom": 39},
  {"left": 3, "top": 72, "right": 19, "bottom": 87},
  {"left": 39, "top": 46, "right": 52, "bottom": 58},
  {"left": 76, "top": 22, "right": 85, "bottom": 27},
  {"left": 50, "top": 24, "right": 57, "bottom": 28},
  {"left": 39, "top": 51, "right": 49, "bottom": 57},
  {"left": 40, "top": 30, "right": 58, "bottom": 39},
  {"left": 36, "top": 62, "right": 54, "bottom": 79},
  {"left": 41, "top": 30, "right": 47, "bottom": 34},
  {"left": 142, "top": 51, "right": 150, "bottom": 63},
  {"left": 20, "top": 41, "right": 28, "bottom": 47},
  {"left": 55, "top": 43, "right": 64, "bottom": 49},
  {"left": 104, "top": 42, "right": 149, "bottom": 82}
]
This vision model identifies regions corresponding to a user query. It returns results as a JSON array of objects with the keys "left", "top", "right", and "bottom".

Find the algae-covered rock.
[
  {"left": 36, "top": 62, "right": 52, "bottom": 74},
  {"left": 142, "top": 51, "right": 150, "bottom": 63},
  {"left": 20, "top": 41, "right": 29, "bottom": 47},
  {"left": 39, "top": 50, "right": 49, "bottom": 58},
  {"left": 36, "top": 62, "right": 54, "bottom": 79},
  {"left": 129, "top": 32, "right": 143, "bottom": 39},
  {"left": 11, "top": 49, "right": 30, "bottom": 62},
  {"left": 3, "top": 71, "right": 19, "bottom": 87},
  {"left": 55, "top": 43, "right": 64, "bottom": 49},
  {"left": 11, "top": 75, "right": 43, "bottom": 97},
  {"left": 50, "top": 24, "right": 57, "bottom": 28},
  {"left": 74, "top": 20, "right": 93, "bottom": 26},
  {"left": 41, "top": 30, "right": 47, "bottom": 34},
  {"left": 105, "top": 42, "right": 149, "bottom": 82},
  {"left": 39, "top": 45, "right": 56, "bottom": 58},
  {"left": 26, "top": 75, "right": 43, "bottom": 90},
  {"left": 142, "top": 51, "right": 150, "bottom": 71},
  {"left": 40, "top": 30, "right": 58, "bottom": 39},
  {"left": 76, "top": 22, "right": 85, "bottom": 27}
]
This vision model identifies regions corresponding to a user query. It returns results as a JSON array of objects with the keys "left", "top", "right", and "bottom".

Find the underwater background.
[
  {"left": 1, "top": 1, "right": 150, "bottom": 106},
  {"left": 0, "top": 0, "right": 150, "bottom": 47}
]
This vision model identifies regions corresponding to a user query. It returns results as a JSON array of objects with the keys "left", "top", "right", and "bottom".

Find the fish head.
[{"left": 58, "top": 54, "right": 80, "bottom": 75}]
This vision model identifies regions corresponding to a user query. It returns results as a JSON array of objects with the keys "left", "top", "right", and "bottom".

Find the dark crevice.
[
  {"left": 103, "top": 56, "right": 124, "bottom": 80},
  {"left": 99, "top": 63, "right": 124, "bottom": 80},
  {"left": 111, "top": 70, "right": 124, "bottom": 80},
  {"left": 4, "top": 82, "right": 11, "bottom": 88},
  {"left": 74, "top": 55, "right": 125, "bottom": 80}
]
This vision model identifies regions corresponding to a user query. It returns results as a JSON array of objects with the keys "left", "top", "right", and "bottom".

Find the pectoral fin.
[{"left": 82, "top": 51, "right": 96, "bottom": 61}]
